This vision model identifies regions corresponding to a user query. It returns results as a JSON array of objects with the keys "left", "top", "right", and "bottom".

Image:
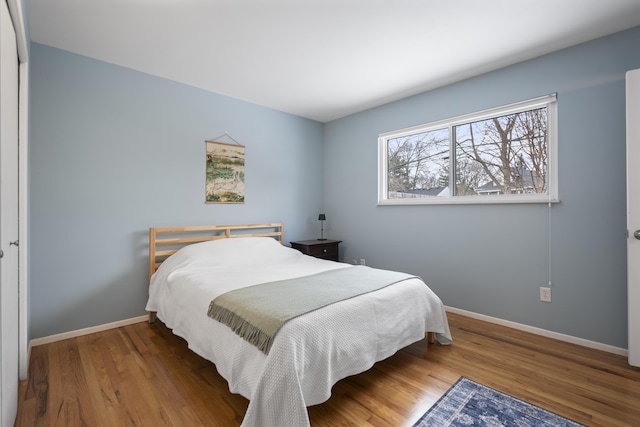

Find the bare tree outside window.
[
  {"left": 455, "top": 108, "right": 548, "bottom": 196},
  {"left": 387, "top": 128, "right": 449, "bottom": 198}
]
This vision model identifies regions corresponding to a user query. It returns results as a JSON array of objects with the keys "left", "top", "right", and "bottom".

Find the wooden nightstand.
[{"left": 290, "top": 239, "right": 341, "bottom": 261}]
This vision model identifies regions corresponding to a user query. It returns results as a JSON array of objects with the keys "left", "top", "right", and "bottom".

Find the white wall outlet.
[
  {"left": 360, "top": 258, "right": 366, "bottom": 265},
  {"left": 540, "top": 286, "right": 552, "bottom": 302}
]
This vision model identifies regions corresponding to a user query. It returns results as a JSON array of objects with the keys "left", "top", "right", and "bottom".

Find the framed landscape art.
[{"left": 205, "top": 140, "right": 245, "bottom": 203}]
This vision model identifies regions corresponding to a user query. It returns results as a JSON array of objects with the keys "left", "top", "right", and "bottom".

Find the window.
[{"left": 378, "top": 94, "right": 557, "bottom": 204}]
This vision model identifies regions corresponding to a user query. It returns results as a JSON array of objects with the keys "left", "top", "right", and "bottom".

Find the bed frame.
[
  {"left": 146, "top": 222, "right": 436, "bottom": 343},
  {"left": 148, "top": 223, "right": 284, "bottom": 322}
]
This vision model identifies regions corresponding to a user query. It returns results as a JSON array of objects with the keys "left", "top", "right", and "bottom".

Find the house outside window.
[{"left": 378, "top": 94, "right": 558, "bottom": 205}]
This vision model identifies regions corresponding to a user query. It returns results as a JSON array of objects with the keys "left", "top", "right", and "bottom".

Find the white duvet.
[{"left": 145, "top": 237, "right": 452, "bottom": 427}]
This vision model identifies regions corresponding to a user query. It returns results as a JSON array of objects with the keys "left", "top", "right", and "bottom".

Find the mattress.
[{"left": 146, "top": 237, "right": 451, "bottom": 426}]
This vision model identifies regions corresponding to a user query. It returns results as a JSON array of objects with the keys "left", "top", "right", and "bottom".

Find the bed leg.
[
  {"left": 427, "top": 331, "right": 436, "bottom": 344},
  {"left": 148, "top": 311, "right": 157, "bottom": 323}
]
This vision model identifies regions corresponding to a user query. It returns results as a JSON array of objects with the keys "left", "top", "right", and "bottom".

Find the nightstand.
[{"left": 290, "top": 239, "right": 341, "bottom": 261}]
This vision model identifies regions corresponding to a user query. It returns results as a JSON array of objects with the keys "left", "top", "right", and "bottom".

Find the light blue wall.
[
  {"left": 29, "top": 43, "right": 324, "bottom": 338},
  {"left": 324, "top": 26, "right": 640, "bottom": 349}
]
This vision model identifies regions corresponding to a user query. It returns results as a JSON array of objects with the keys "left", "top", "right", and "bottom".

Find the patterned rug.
[{"left": 413, "top": 377, "right": 585, "bottom": 427}]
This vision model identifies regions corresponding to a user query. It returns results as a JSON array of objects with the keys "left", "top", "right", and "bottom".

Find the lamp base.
[{"left": 317, "top": 238, "right": 327, "bottom": 241}]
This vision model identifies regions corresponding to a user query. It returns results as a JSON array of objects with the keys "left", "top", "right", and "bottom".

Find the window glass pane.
[
  {"left": 387, "top": 128, "right": 449, "bottom": 199},
  {"left": 454, "top": 107, "right": 548, "bottom": 196}
]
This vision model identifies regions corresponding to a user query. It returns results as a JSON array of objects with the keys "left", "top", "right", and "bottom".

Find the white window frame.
[{"left": 378, "top": 94, "right": 558, "bottom": 205}]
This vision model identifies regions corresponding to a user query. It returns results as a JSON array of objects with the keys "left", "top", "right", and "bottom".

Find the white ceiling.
[{"left": 27, "top": 0, "right": 640, "bottom": 122}]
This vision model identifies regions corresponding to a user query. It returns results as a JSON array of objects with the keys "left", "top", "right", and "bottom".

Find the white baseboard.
[
  {"left": 27, "top": 308, "right": 628, "bottom": 358},
  {"left": 446, "top": 306, "right": 628, "bottom": 357},
  {"left": 29, "top": 315, "right": 148, "bottom": 348}
]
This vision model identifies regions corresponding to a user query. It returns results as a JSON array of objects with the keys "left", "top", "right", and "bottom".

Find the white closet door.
[
  {"left": 627, "top": 69, "right": 640, "bottom": 367},
  {"left": 0, "top": 0, "right": 20, "bottom": 424}
]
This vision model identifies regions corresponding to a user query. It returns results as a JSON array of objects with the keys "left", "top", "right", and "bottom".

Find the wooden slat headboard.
[{"left": 148, "top": 223, "right": 284, "bottom": 280}]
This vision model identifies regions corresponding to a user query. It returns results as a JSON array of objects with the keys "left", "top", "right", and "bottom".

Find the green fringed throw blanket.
[{"left": 207, "top": 266, "right": 417, "bottom": 354}]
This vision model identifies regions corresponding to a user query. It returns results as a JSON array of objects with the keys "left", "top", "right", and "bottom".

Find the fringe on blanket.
[{"left": 208, "top": 303, "right": 274, "bottom": 354}]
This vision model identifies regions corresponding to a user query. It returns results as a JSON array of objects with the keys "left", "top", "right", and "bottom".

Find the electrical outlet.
[
  {"left": 360, "top": 258, "right": 366, "bottom": 265},
  {"left": 540, "top": 286, "right": 551, "bottom": 302}
]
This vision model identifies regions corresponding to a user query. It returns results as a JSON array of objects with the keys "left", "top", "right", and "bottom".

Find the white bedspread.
[{"left": 145, "top": 237, "right": 452, "bottom": 427}]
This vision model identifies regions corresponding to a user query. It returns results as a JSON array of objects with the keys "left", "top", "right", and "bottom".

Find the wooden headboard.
[{"left": 148, "top": 223, "right": 284, "bottom": 280}]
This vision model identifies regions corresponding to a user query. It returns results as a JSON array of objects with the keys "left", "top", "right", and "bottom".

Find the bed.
[{"left": 145, "top": 223, "right": 452, "bottom": 427}]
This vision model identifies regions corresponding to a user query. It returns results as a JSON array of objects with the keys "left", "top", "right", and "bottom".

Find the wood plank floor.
[{"left": 16, "top": 312, "right": 640, "bottom": 426}]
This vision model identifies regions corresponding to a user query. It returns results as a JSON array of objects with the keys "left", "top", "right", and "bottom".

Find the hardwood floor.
[{"left": 16, "top": 312, "right": 640, "bottom": 426}]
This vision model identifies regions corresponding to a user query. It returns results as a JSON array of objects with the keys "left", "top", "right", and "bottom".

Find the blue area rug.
[{"left": 413, "top": 377, "right": 585, "bottom": 427}]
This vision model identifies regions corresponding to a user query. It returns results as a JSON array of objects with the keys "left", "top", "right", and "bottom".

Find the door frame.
[
  {"left": 6, "top": 0, "right": 29, "bottom": 380},
  {"left": 627, "top": 69, "right": 640, "bottom": 367},
  {"left": 17, "top": 60, "right": 28, "bottom": 380}
]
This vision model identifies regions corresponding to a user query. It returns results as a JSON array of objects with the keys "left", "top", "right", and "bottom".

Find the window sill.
[{"left": 377, "top": 195, "right": 560, "bottom": 206}]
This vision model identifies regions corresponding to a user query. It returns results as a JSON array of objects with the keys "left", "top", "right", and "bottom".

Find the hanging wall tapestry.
[{"left": 205, "top": 140, "right": 245, "bottom": 203}]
